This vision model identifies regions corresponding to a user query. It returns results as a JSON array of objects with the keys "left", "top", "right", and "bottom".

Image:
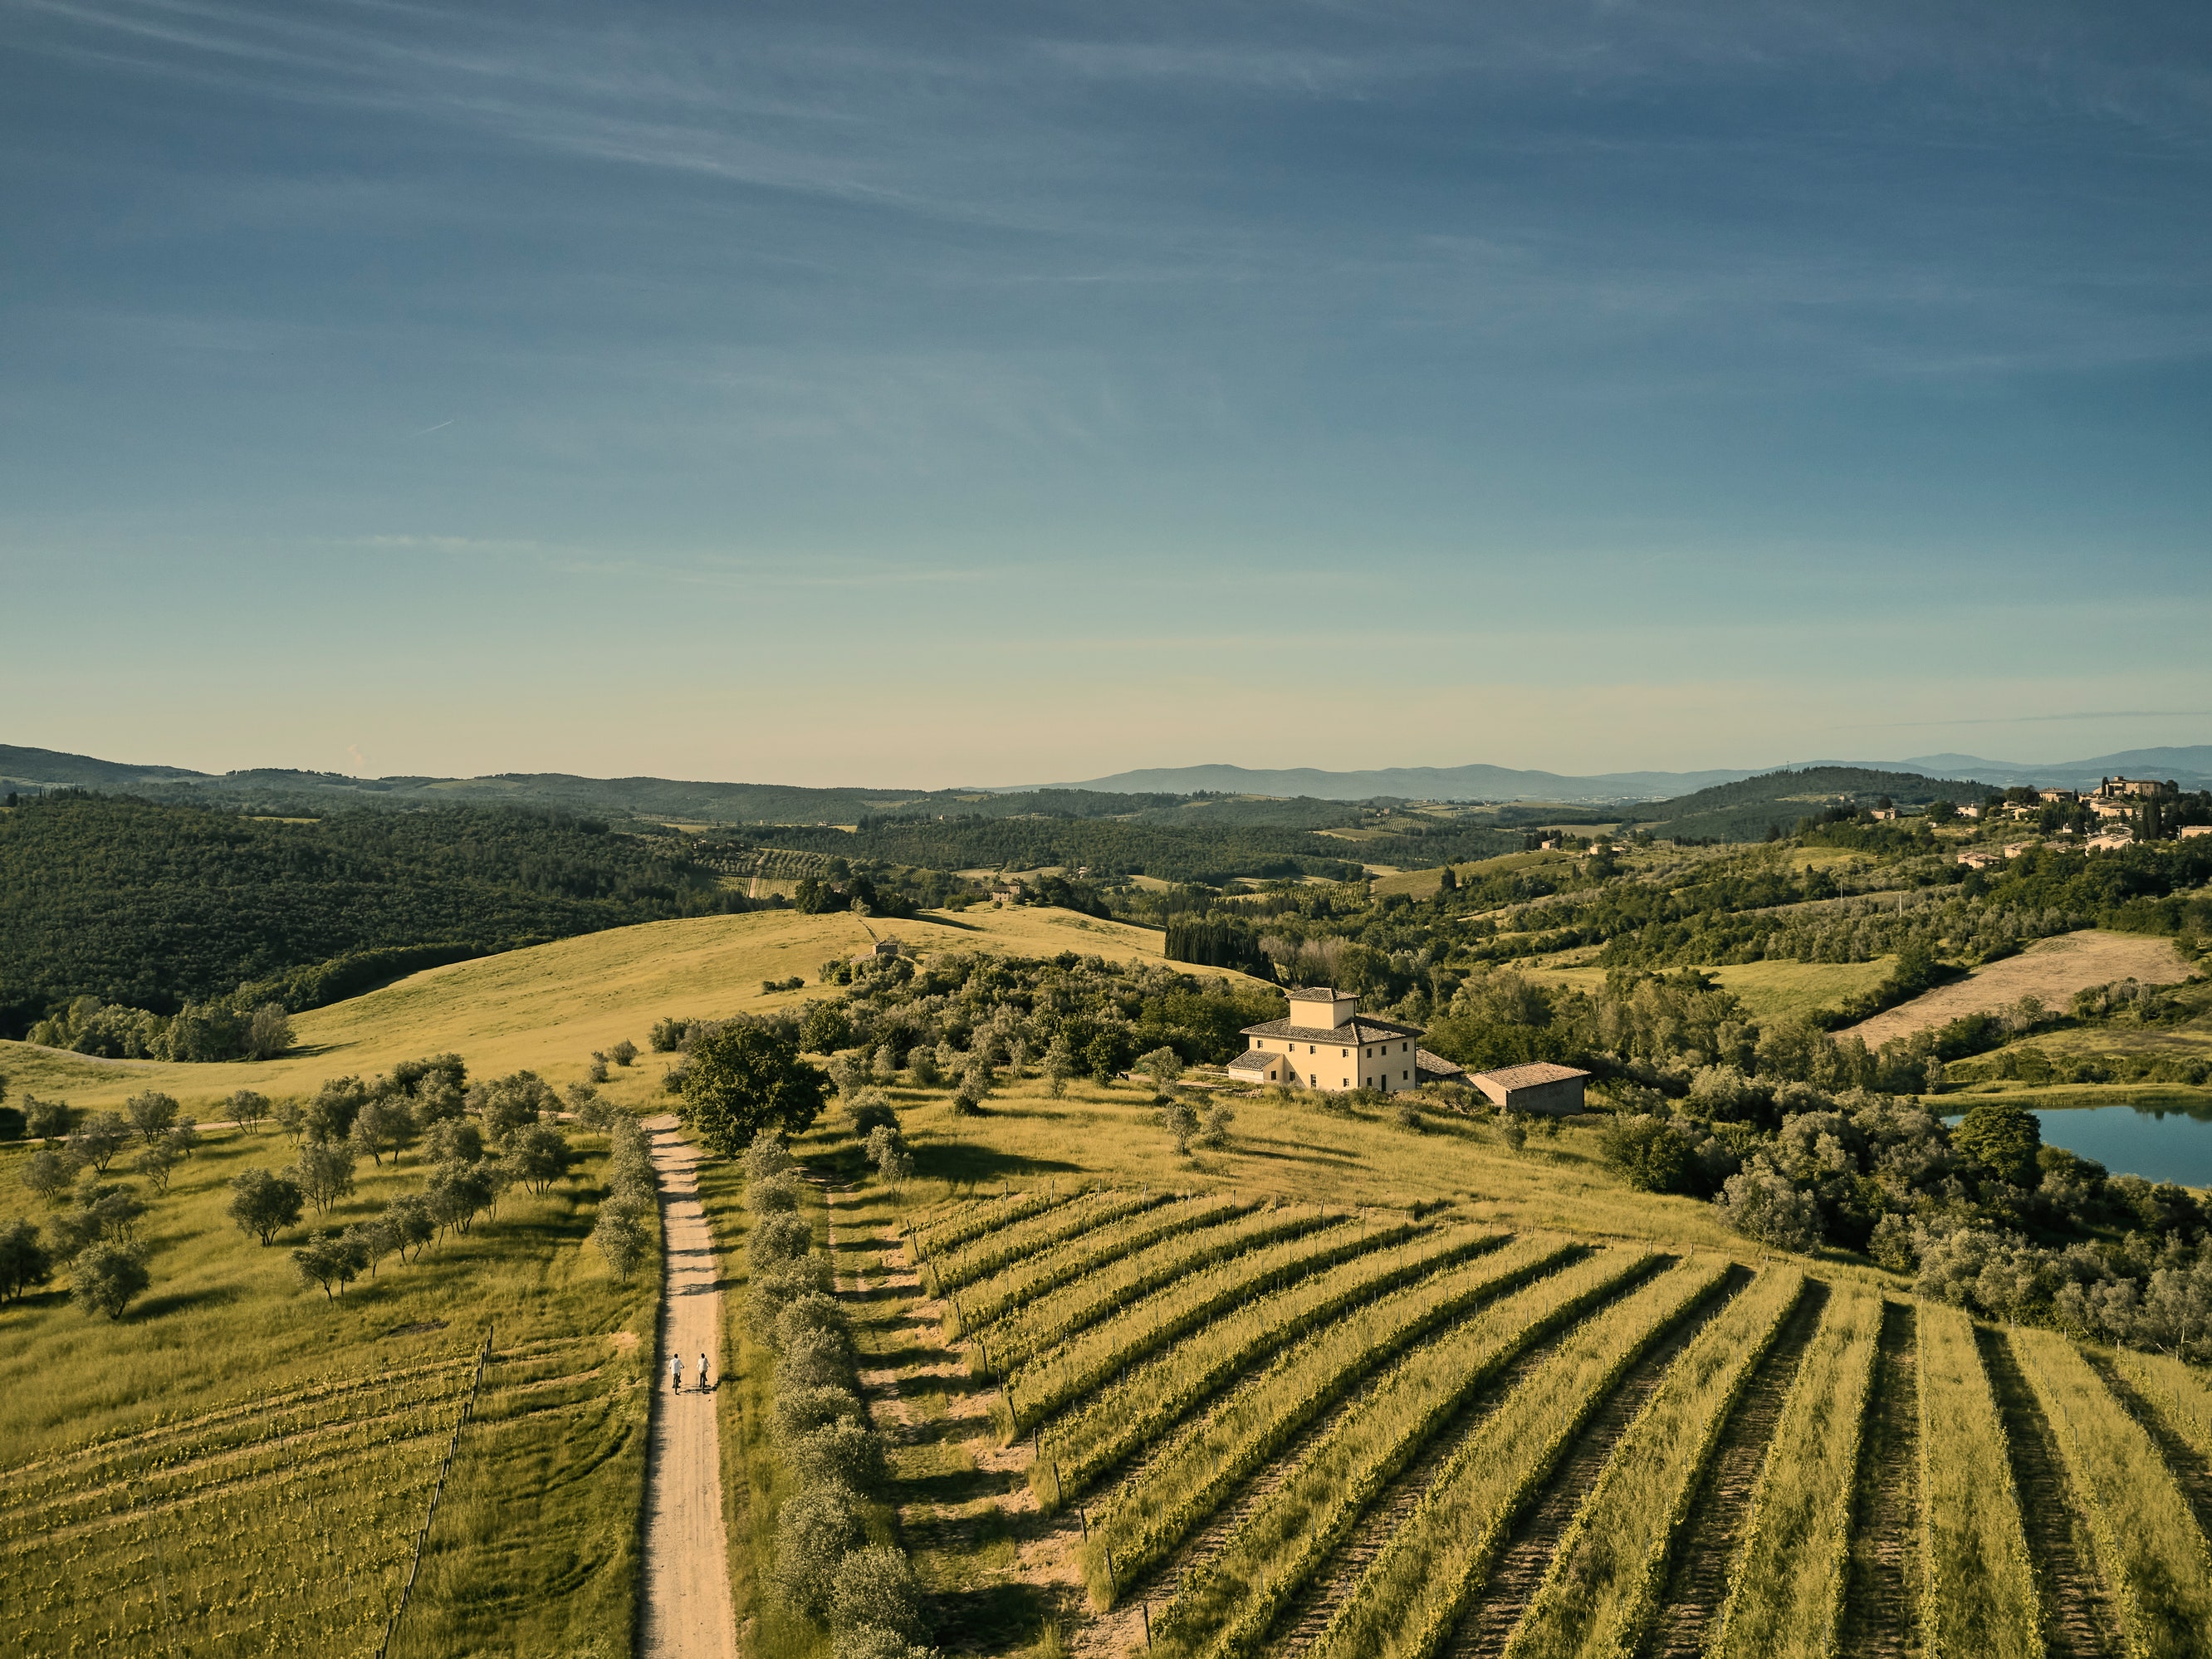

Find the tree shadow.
[
  {"left": 928, "top": 1579, "right": 1056, "bottom": 1652},
  {"left": 133, "top": 1283, "right": 243, "bottom": 1321},
  {"left": 912, "top": 1144, "right": 1084, "bottom": 1184}
]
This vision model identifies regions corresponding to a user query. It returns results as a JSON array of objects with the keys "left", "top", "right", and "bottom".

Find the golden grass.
[
  {"left": 1305, "top": 1255, "right": 1732, "bottom": 1659},
  {"left": 2009, "top": 1328, "right": 2212, "bottom": 1657},
  {"left": 2110, "top": 1346, "right": 2212, "bottom": 1464},
  {"left": 1708, "top": 1285, "right": 1884, "bottom": 1659},
  {"left": 1916, "top": 1303, "right": 2038, "bottom": 1659},
  {"left": 1502, "top": 1266, "right": 1806, "bottom": 1659},
  {"left": 1847, "top": 929, "right": 2193, "bottom": 1046},
  {"left": 0, "top": 903, "right": 1205, "bottom": 1116},
  {"left": 0, "top": 1124, "right": 654, "bottom": 1657}
]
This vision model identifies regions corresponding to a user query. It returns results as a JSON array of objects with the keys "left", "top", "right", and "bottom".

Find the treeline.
[
  {"left": 0, "top": 795, "right": 761, "bottom": 1036},
  {"left": 746, "top": 1133, "right": 932, "bottom": 1654}
]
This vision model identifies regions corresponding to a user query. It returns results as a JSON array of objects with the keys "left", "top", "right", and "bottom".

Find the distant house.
[
  {"left": 849, "top": 938, "right": 903, "bottom": 965},
  {"left": 2096, "top": 776, "right": 2177, "bottom": 801},
  {"left": 1471, "top": 1062, "right": 1591, "bottom": 1116},
  {"left": 2038, "top": 788, "right": 2079, "bottom": 805},
  {"left": 1957, "top": 849, "right": 2000, "bottom": 870},
  {"left": 2182, "top": 825, "right": 2212, "bottom": 840},
  {"left": 1230, "top": 986, "right": 1446, "bottom": 1093},
  {"left": 1869, "top": 807, "right": 1898, "bottom": 821},
  {"left": 2003, "top": 840, "right": 2038, "bottom": 859},
  {"left": 2087, "top": 830, "right": 2135, "bottom": 854}
]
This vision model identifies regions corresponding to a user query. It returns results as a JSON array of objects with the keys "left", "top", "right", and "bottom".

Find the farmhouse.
[
  {"left": 2096, "top": 776, "right": 2176, "bottom": 801},
  {"left": 1229, "top": 986, "right": 1465, "bottom": 1092},
  {"left": 849, "top": 937, "right": 903, "bottom": 965},
  {"left": 1471, "top": 1062, "right": 1591, "bottom": 1116}
]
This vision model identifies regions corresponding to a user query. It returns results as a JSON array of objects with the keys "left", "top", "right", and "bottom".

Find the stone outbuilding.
[{"left": 1471, "top": 1062, "right": 1591, "bottom": 1116}]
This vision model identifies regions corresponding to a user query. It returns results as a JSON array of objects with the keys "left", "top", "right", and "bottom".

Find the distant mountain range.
[
  {"left": 1024, "top": 747, "right": 2212, "bottom": 803},
  {"left": 5, "top": 741, "right": 2208, "bottom": 817}
]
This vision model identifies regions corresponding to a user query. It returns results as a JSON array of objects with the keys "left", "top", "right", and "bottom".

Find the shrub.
[
  {"left": 830, "top": 1545, "right": 925, "bottom": 1640},
  {"left": 751, "top": 1211, "right": 814, "bottom": 1271},
  {"left": 745, "top": 1133, "right": 799, "bottom": 1184},
  {"left": 1599, "top": 1114, "right": 1691, "bottom": 1193},
  {"left": 772, "top": 1482, "right": 864, "bottom": 1619},
  {"left": 1715, "top": 1164, "right": 1824, "bottom": 1254},
  {"left": 749, "top": 1171, "right": 803, "bottom": 1216},
  {"left": 776, "top": 1328, "right": 850, "bottom": 1393},
  {"left": 610, "top": 1039, "right": 639, "bottom": 1067},
  {"left": 776, "top": 1383, "right": 864, "bottom": 1444},
  {"left": 850, "top": 1093, "right": 898, "bottom": 1139},
  {"left": 776, "top": 1292, "right": 848, "bottom": 1355},
  {"left": 790, "top": 1419, "right": 890, "bottom": 1492}
]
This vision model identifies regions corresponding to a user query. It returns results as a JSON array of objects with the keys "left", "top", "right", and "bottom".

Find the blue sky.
[{"left": 2, "top": 0, "right": 2208, "bottom": 785}]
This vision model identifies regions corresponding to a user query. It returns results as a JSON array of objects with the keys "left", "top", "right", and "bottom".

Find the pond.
[{"left": 1950, "top": 1099, "right": 2212, "bottom": 1188}]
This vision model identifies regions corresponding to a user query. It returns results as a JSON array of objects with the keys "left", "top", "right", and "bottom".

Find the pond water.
[{"left": 1949, "top": 1100, "right": 2212, "bottom": 1188}]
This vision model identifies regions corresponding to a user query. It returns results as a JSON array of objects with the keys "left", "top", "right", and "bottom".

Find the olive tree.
[
  {"left": 0, "top": 1219, "right": 54, "bottom": 1304},
  {"left": 228, "top": 1168, "right": 305, "bottom": 1245},
  {"left": 591, "top": 1203, "right": 653, "bottom": 1283},
  {"left": 67, "top": 1113, "right": 130, "bottom": 1175},
  {"left": 125, "top": 1091, "right": 179, "bottom": 1145},
  {"left": 71, "top": 1241, "right": 149, "bottom": 1319},
  {"left": 291, "top": 1232, "right": 358, "bottom": 1302},
  {"left": 23, "top": 1096, "right": 71, "bottom": 1141},
  {"left": 19, "top": 1148, "right": 78, "bottom": 1205}
]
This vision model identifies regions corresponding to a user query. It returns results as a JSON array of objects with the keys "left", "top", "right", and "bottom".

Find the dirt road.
[{"left": 640, "top": 1113, "right": 740, "bottom": 1659}]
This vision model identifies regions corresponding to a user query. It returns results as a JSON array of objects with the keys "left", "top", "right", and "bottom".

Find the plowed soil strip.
[
  {"left": 2092, "top": 1355, "right": 2212, "bottom": 1542},
  {"left": 1975, "top": 1328, "right": 2121, "bottom": 1659},
  {"left": 1272, "top": 1320, "right": 1586, "bottom": 1657},
  {"left": 1641, "top": 1281, "right": 1829, "bottom": 1659},
  {"left": 1444, "top": 1267, "right": 1750, "bottom": 1659},
  {"left": 1838, "top": 1301, "right": 1921, "bottom": 1659}
]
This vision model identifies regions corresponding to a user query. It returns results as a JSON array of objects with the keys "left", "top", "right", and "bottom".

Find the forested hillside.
[
  {"left": 0, "top": 794, "right": 753, "bottom": 1033},
  {"left": 1618, "top": 766, "right": 1989, "bottom": 842}
]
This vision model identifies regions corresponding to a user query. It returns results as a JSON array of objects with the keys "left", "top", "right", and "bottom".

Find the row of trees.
[{"left": 748, "top": 1135, "right": 932, "bottom": 1659}]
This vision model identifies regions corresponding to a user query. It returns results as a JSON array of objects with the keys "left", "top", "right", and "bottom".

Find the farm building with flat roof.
[
  {"left": 1228, "top": 986, "right": 1466, "bottom": 1093},
  {"left": 1471, "top": 1062, "right": 1591, "bottom": 1116}
]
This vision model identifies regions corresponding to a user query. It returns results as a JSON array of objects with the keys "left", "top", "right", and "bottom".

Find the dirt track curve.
[{"left": 640, "top": 1114, "right": 741, "bottom": 1659}]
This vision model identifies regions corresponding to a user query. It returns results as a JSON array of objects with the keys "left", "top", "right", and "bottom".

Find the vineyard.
[
  {"left": 0, "top": 1344, "right": 482, "bottom": 1657},
  {"left": 875, "top": 1182, "right": 2212, "bottom": 1659}
]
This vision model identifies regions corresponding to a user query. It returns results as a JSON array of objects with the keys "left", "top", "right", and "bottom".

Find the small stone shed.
[{"left": 1471, "top": 1062, "right": 1591, "bottom": 1116}]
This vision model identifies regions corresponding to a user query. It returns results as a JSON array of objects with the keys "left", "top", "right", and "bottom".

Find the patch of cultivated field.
[
  {"left": 746, "top": 1079, "right": 2212, "bottom": 1659},
  {"left": 0, "top": 904, "right": 1200, "bottom": 1116},
  {"left": 1845, "top": 930, "right": 2193, "bottom": 1047}
]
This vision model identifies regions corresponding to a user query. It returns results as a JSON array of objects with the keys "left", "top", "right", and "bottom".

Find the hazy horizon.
[{"left": 3, "top": 2, "right": 2208, "bottom": 785}]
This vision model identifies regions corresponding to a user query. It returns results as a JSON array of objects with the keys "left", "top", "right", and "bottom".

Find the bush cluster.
[
  {"left": 746, "top": 1135, "right": 931, "bottom": 1659},
  {"left": 590, "top": 1113, "right": 658, "bottom": 1282}
]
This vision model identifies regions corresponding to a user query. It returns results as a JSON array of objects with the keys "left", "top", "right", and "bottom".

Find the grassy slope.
[
  {"left": 0, "top": 1122, "right": 654, "bottom": 1657},
  {"left": 0, "top": 904, "right": 1200, "bottom": 1115}
]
